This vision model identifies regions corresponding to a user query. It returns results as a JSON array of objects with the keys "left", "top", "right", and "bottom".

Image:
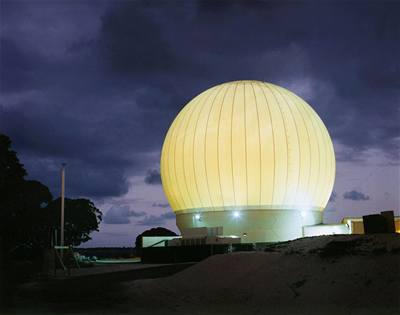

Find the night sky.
[{"left": 1, "top": 0, "right": 399, "bottom": 246}]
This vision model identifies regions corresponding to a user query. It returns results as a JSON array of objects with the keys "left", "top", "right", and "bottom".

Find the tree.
[
  {"left": 0, "top": 133, "right": 103, "bottom": 305},
  {"left": 0, "top": 135, "right": 54, "bottom": 304},
  {"left": 44, "top": 198, "right": 102, "bottom": 246},
  {"left": 0, "top": 134, "right": 27, "bottom": 232},
  {"left": 0, "top": 133, "right": 102, "bottom": 252},
  {"left": 0, "top": 135, "right": 52, "bottom": 253},
  {"left": 135, "top": 227, "right": 177, "bottom": 249},
  {"left": 0, "top": 134, "right": 27, "bottom": 187},
  {"left": 10, "top": 180, "right": 53, "bottom": 250}
]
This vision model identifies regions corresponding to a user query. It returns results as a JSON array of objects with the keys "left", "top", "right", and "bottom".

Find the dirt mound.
[
  {"left": 264, "top": 233, "right": 400, "bottom": 256},
  {"left": 127, "top": 234, "right": 400, "bottom": 315}
]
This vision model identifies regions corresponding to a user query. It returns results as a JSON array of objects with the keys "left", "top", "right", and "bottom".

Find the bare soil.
[{"left": 3, "top": 234, "right": 400, "bottom": 315}]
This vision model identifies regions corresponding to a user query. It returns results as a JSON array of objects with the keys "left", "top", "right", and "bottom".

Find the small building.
[{"left": 342, "top": 216, "right": 400, "bottom": 234}]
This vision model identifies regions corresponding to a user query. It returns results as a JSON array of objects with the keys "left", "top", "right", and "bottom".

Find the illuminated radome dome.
[{"left": 160, "top": 80, "right": 335, "bottom": 242}]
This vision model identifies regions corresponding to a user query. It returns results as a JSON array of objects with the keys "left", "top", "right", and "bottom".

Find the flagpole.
[{"left": 60, "top": 163, "right": 66, "bottom": 254}]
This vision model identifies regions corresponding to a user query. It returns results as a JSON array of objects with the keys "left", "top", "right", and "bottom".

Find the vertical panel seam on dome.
[
  {"left": 315, "top": 115, "right": 332, "bottom": 207},
  {"left": 327, "top": 156, "right": 335, "bottom": 205},
  {"left": 296, "top": 96, "right": 317, "bottom": 207},
  {"left": 287, "top": 91, "right": 313, "bottom": 206},
  {"left": 166, "top": 110, "right": 180, "bottom": 210},
  {"left": 258, "top": 82, "right": 275, "bottom": 204},
  {"left": 181, "top": 93, "right": 205, "bottom": 210},
  {"left": 216, "top": 84, "right": 230, "bottom": 209},
  {"left": 164, "top": 122, "right": 174, "bottom": 209},
  {"left": 327, "top": 129, "right": 336, "bottom": 194},
  {"left": 230, "top": 83, "right": 239, "bottom": 206},
  {"left": 320, "top": 124, "right": 332, "bottom": 206},
  {"left": 161, "top": 127, "right": 175, "bottom": 209},
  {"left": 312, "top": 109, "right": 328, "bottom": 208},
  {"left": 264, "top": 83, "right": 289, "bottom": 205},
  {"left": 276, "top": 88, "right": 302, "bottom": 207},
  {"left": 168, "top": 106, "right": 188, "bottom": 210},
  {"left": 160, "top": 135, "right": 169, "bottom": 206},
  {"left": 327, "top": 133, "right": 336, "bottom": 205},
  {"left": 178, "top": 103, "right": 198, "bottom": 210},
  {"left": 192, "top": 88, "right": 215, "bottom": 210},
  {"left": 183, "top": 93, "right": 204, "bottom": 208},
  {"left": 173, "top": 103, "right": 193, "bottom": 211},
  {"left": 313, "top": 114, "right": 327, "bottom": 208},
  {"left": 204, "top": 84, "right": 225, "bottom": 211},
  {"left": 299, "top": 99, "right": 321, "bottom": 207},
  {"left": 243, "top": 82, "right": 249, "bottom": 205},
  {"left": 250, "top": 82, "right": 262, "bottom": 205},
  {"left": 327, "top": 123, "right": 336, "bottom": 204},
  {"left": 317, "top": 119, "right": 328, "bottom": 207}
]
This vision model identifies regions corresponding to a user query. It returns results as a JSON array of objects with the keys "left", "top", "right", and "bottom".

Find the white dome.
[{"left": 161, "top": 80, "right": 335, "bottom": 215}]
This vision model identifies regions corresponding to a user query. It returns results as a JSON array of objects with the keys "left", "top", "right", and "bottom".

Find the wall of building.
[
  {"left": 176, "top": 209, "right": 322, "bottom": 243},
  {"left": 142, "top": 236, "right": 181, "bottom": 248},
  {"left": 342, "top": 217, "right": 400, "bottom": 234},
  {"left": 303, "top": 224, "right": 349, "bottom": 237},
  {"left": 174, "top": 215, "right": 399, "bottom": 244}
]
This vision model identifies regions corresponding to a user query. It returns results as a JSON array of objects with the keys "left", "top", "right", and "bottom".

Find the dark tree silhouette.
[
  {"left": 0, "top": 135, "right": 47, "bottom": 253},
  {"left": 0, "top": 135, "right": 53, "bottom": 304},
  {"left": 11, "top": 180, "right": 53, "bottom": 250},
  {"left": 0, "top": 134, "right": 27, "bottom": 225},
  {"left": 0, "top": 134, "right": 103, "bottom": 305},
  {"left": 0, "top": 133, "right": 102, "bottom": 253},
  {"left": 45, "top": 198, "right": 102, "bottom": 246}
]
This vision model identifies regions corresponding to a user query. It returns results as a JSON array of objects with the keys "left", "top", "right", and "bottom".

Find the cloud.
[
  {"left": 103, "top": 205, "right": 146, "bottom": 224},
  {"left": 144, "top": 169, "right": 161, "bottom": 185},
  {"left": 152, "top": 202, "right": 170, "bottom": 208},
  {"left": 0, "top": 38, "right": 42, "bottom": 93},
  {"left": 137, "top": 211, "right": 175, "bottom": 226},
  {"left": 98, "top": 2, "right": 179, "bottom": 75},
  {"left": 0, "top": 83, "right": 172, "bottom": 198},
  {"left": 343, "top": 190, "right": 370, "bottom": 201},
  {"left": 1, "top": 0, "right": 399, "bottom": 206},
  {"left": 328, "top": 191, "right": 337, "bottom": 203},
  {"left": 11, "top": 148, "right": 133, "bottom": 199}
]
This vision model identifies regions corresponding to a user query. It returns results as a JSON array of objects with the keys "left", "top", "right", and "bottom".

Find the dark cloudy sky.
[{"left": 1, "top": 0, "right": 399, "bottom": 246}]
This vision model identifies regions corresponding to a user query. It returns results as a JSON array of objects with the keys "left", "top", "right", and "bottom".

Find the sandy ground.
[
  {"left": 127, "top": 234, "right": 400, "bottom": 315},
  {"left": 4, "top": 234, "right": 400, "bottom": 315}
]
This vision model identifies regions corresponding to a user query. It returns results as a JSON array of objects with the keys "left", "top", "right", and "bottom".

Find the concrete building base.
[{"left": 176, "top": 209, "right": 323, "bottom": 243}]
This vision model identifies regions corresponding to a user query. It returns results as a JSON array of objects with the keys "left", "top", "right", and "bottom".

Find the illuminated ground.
[{"left": 8, "top": 234, "right": 400, "bottom": 315}]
